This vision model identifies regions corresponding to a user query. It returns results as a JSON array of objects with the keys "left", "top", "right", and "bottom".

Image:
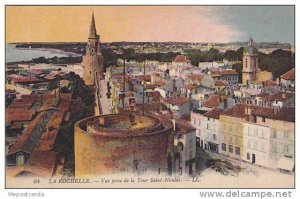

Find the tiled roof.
[
  {"left": 165, "top": 97, "right": 190, "bottom": 106},
  {"left": 268, "top": 92, "right": 293, "bottom": 101},
  {"left": 47, "top": 111, "right": 64, "bottom": 130},
  {"left": 202, "top": 95, "right": 221, "bottom": 108},
  {"left": 204, "top": 109, "right": 223, "bottom": 119},
  {"left": 215, "top": 80, "right": 229, "bottom": 87},
  {"left": 272, "top": 107, "right": 295, "bottom": 122},
  {"left": 262, "top": 80, "right": 277, "bottom": 87},
  {"left": 13, "top": 78, "right": 41, "bottom": 83},
  {"left": 28, "top": 69, "right": 44, "bottom": 75},
  {"left": 8, "top": 112, "right": 46, "bottom": 155},
  {"left": 280, "top": 68, "right": 295, "bottom": 80},
  {"left": 147, "top": 91, "right": 161, "bottom": 98},
  {"left": 175, "top": 119, "right": 196, "bottom": 134},
  {"left": 174, "top": 55, "right": 190, "bottom": 63},
  {"left": 136, "top": 75, "right": 151, "bottom": 81},
  {"left": 183, "top": 83, "right": 196, "bottom": 90},
  {"left": 36, "top": 129, "right": 59, "bottom": 151},
  {"left": 6, "top": 113, "right": 33, "bottom": 124},
  {"left": 221, "top": 104, "right": 294, "bottom": 123},
  {"left": 188, "top": 73, "right": 204, "bottom": 81}
]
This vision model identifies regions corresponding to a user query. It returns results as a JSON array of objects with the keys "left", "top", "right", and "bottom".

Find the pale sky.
[{"left": 5, "top": 6, "right": 294, "bottom": 44}]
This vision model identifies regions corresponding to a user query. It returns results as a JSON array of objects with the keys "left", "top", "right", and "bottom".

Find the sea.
[{"left": 5, "top": 44, "right": 79, "bottom": 63}]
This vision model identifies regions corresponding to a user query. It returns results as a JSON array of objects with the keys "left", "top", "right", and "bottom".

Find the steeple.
[
  {"left": 89, "top": 12, "right": 98, "bottom": 39},
  {"left": 248, "top": 35, "right": 254, "bottom": 46}
]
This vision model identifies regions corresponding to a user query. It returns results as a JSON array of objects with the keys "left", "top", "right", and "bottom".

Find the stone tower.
[
  {"left": 82, "top": 12, "right": 104, "bottom": 86},
  {"left": 242, "top": 36, "right": 258, "bottom": 86}
]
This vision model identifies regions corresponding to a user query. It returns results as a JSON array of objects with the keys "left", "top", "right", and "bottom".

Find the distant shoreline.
[{"left": 16, "top": 46, "right": 79, "bottom": 57}]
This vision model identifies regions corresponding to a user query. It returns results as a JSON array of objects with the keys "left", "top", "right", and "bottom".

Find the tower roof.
[
  {"left": 89, "top": 12, "right": 98, "bottom": 39},
  {"left": 244, "top": 36, "right": 258, "bottom": 55}
]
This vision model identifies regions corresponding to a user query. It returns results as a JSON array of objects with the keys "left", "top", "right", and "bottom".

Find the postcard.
[{"left": 5, "top": 5, "right": 295, "bottom": 189}]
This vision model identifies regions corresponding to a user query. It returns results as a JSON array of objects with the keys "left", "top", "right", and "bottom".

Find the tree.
[{"left": 258, "top": 49, "right": 294, "bottom": 78}]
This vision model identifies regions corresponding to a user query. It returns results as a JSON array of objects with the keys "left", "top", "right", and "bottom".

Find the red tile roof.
[
  {"left": 272, "top": 107, "right": 295, "bottom": 122},
  {"left": 147, "top": 91, "right": 161, "bottom": 98},
  {"left": 36, "top": 129, "right": 59, "bottom": 151},
  {"left": 175, "top": 119, "right": 196, "bottom": 134},
  {"left": 6, "top": 113, "right": 33, "bottom": 124},
  {"left": 268, "top": 92, "right": 293, "bottom": 102},
  {"left": 188, "top": 73, "right": 204, "bottom": 81},
  {"left": 183, "top": 83, "right": 197, "bottom": 90},
  {"left": 280, "top": 68, "right": 295, "bottom": 80},
  {"left": 8, "top": 112, "right": 46, "bottom": 155},
  {"left": 174, "top": 55, "right": 190, "bottom": 63},
  {"left": 204, "top": 109, "right": 223, "bottom": 119},
  {"left": 165, "top": 97, "right": 190, "bottom": 106},
  {"left": 13, "top": 78, "right": 41, "bottom": 84},
  {"left": 136, "top": 75, "right": 151, "bottom": 81},
  {"left": 203, "top": 95, "right": 221, "bottom": 108},
  {"left": 47, "top": 111, "right": 65, "bottom": 130},
  {"left": 221, "top": 104, "right": 294, "bottom": 122},
  {"left": 262, "top": 80, "right": 277, "bottom": 87},
  {"left": 215, "top": 80, "right": 229, "bottom": 87},
  {"left": 28, "top": 69, "right": 44, "bottom": 75}
]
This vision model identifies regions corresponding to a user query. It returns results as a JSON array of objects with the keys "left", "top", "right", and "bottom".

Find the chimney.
[{"left": 171, "top": 119, "right": 176, "bottom": 131}]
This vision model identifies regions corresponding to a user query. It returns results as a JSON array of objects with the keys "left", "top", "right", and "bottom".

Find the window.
[
  {"left": 193, "top": 117, "right": 196, "bottom": 125},
  {"left": 235, "top": 147, "right": 240, "bottom": 155},
  {"left": 222, "top": 143, "right": 226, "bottom": 151},
  {"left": 197, "top": 119, "right": 201, "bottom": 126},
  {"left": 213, "top": 134, "right": 217, "bottom": 140},
  {"left": 229, "top": 145, "right": 233, "bottom": 153},
  {"left": 262, "top": 117, "right": 266, "bottom": 123},
  {"left": 247, "top": 153, "right": 250, "bottom": 160}
]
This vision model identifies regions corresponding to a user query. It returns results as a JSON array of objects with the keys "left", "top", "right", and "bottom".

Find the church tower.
[
  {"left": 242, "top": 36, "right": 258, "bottom": 85},
  {"left": 82, "top": 13, "right": 104, "bottom": 86}
]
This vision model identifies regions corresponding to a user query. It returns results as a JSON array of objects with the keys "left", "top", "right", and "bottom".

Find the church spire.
[{"left": 89, "top": 12, "right": 98, "bottom": 38}]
